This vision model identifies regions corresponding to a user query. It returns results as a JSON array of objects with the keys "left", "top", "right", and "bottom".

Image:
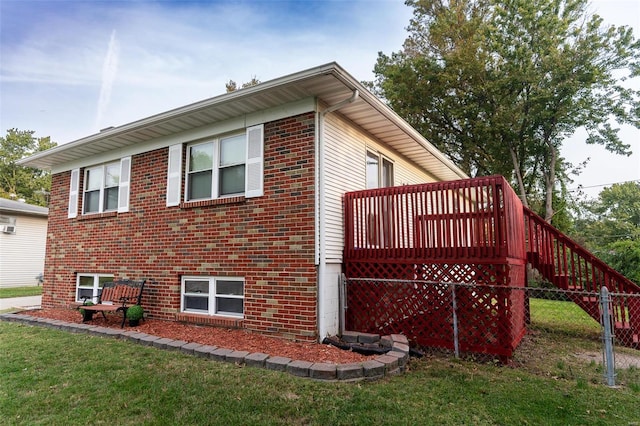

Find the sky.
[{"left": 1, "top": 0, "right": 638, "bottom": 199}]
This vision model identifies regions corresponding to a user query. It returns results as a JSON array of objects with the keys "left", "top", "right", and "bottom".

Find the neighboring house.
[
  {"left": 0, "top": 198, "right": 48, "bottom": 288},
  {"left": 19, "top": 63, "right": 467, "bottom": 341}
]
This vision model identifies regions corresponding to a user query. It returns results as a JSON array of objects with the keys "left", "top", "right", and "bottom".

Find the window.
[
  {"left": 84, "top": 162, "right": 118, "bottom": 213},
  {"left": 366, "top": 150, "right": 394, "bottom": 189},
  {"left": 76, "top": 273, "right": 113, "bottom": 303},
  {"left": 76, "top": 157, "right": 131, "bottom": 216},
  {"left": 181, "top": 276, "right": 244, "bottom": 317},
  {"left": 186, "top": 134, "right": 247, "bottom": 201},
  {"left": 365, "top": 151, "right": 394, "bottom": 247},
  {"left": 166, "top": 124, "right": 264, "bottom": 206}
]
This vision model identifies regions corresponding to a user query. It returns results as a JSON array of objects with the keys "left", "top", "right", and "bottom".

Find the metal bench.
[{"left": 79, "top": 279, "right": 148, "bottom": 327}]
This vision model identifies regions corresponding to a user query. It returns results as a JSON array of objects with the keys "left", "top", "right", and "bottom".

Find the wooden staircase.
[{"left": 524, "top": 207, "right": 640, "bottom": 348}]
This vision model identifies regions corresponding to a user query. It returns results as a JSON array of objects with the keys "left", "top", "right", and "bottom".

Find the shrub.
[{"left": 126, "top": 305, "right": 144, "bottom": 321}]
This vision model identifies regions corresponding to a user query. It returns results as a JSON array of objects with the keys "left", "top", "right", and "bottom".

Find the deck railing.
[{"left": 344, "top": 175, "right": 526, "bottom": 263}]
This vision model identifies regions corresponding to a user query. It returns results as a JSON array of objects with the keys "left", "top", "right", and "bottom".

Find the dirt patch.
[
  {"left": 23, "top": 308, "right": 375, "bottom": 365},
  {"left": 575, "top": 351, "right": 640, "bottom": 369}
]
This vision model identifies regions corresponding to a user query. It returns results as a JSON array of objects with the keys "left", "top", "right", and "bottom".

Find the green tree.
[
  {"left": 225, "top": 76, "right": 261, "bottom": 93},
  {"left": 0, "top": 128, "right": 56, "bottom": 207},
  {"left": 372, "top": 0, "right": 640, "bottom": 223},
  {"left": 574, "top": 182, "right": 640, "bottom": 283}
]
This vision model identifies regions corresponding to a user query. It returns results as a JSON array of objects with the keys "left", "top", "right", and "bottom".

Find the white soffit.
[{"left": 19, "top": 62, "right": 467, "bottom": 182}]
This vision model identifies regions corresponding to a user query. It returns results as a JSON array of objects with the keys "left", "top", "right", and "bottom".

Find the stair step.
[
  {"left": 615, "top": 322, "right": 631, "bottom": 330},
  {"left": 553, "top": 274, "right": 569, "bottom": 290}
]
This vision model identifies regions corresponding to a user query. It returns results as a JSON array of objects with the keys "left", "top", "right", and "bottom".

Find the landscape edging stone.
[{"left": 0, "top": 313, "right": 411, "bottom": 382}]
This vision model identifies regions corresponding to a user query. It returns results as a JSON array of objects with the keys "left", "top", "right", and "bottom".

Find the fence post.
[
  {"left": 600, "top": 286, "right": 616, "bottom": 387},
  {"left": 339, "top": 274, "right": 347, "bottom": 335},
  {"left": 451, "top": 283, "right": 460, "bottom": 358}
]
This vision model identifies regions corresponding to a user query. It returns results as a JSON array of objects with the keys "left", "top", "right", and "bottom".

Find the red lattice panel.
[{"left": 345, "top": 261, "right": 528, "bottom": 358}]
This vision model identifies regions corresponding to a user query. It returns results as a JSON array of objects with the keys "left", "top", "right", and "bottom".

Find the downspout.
[{"left": 317, "top": 89, "right": 359, "bottom": 340}]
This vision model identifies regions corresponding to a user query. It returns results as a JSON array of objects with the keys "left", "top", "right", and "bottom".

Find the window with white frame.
[
  {"left": 186, "top": 133, "right": 246, "bottom": 201},
  {"left": 74, "top": 156, "right": 131, "bottom": 217},
  {"left": 76, "top": 273, "right": 114, "bottom": 303},
  {"left": 366, "top": 150, "right": 394, "bottom": 189},
  {"left": 365, "top": 150, "right": 394, "bottom": 247},
  {"left": 84, "top": 162, "right": 119, "bottom": 213},
  {"left": 166, "top": 124, "right": 264, "bottom": 207},
  {"left": 181, "top": 276, "right": 244, "bottom": 317}
]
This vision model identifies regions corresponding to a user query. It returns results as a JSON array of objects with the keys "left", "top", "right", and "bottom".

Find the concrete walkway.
[{"left": 0, "top": 295, "right": 42, "bottom": 310}]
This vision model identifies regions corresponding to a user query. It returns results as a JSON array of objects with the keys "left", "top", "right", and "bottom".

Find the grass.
[
  {"left": 529, "top": 297, "right": 602, "bottom": 337},
  {"left": 1, "top": 319, "right": 640, "bottom": 425},
  {"left": 0, "top": 286, "right": 42, "bottom": 299}
]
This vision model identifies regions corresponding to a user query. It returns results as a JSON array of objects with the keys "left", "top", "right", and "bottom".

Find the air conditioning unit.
[{"left": 0, "top": 225, "right": 16, "bottom": 234}]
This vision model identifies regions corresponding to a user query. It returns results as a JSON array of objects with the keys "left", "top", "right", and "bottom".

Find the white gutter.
[{"left": 316, "top": 89, "right": 359, "bottom": 340}]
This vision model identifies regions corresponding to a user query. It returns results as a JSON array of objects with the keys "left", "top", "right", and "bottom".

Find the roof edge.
[{"left": 18, "top": 62, "right": 342, "bottom": 168}]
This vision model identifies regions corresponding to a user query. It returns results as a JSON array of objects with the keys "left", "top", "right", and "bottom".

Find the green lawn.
[
  {"left": 0, "top": 286, "right": 42, "bottom": 299},
  {"left": 1, "top": 320, "right": 639, "bottom": 425}
]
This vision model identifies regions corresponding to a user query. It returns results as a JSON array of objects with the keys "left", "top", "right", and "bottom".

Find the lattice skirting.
[{"left": 345, "top": 261, "right": 527, "bottom": 358}]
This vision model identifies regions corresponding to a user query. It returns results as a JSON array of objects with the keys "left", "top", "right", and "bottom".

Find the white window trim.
[
  {"left": 366, "top": 149, "right": 394, "bottom": 189},
  {"left": 76, "top": 273, "right": 114, "bottom": 303},
  {"left": 184, "top": 132, "right": 246, "bottom": 202},
  {"left": 175, "top": 124, "right": 264, "bottom": 204},
  {"left": 180, "top": 276, "right": 245, "bottom": 318},
  {"left": 81, "top": 158, "right": 131, "bottom": 215}
]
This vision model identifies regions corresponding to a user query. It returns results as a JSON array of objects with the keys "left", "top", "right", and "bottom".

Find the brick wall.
[{"left": 42, "top": 112, "right": 319, "bottom": 341}]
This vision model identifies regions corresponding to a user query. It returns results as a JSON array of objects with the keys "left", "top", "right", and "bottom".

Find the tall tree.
[
  {"left": 0, "top": 129, "right": 56, "bottom": 206},
  {"left": 372, "top": 0, "right": 640, "bottom": 222},
  {"left": 574, "top": 182, "right": 640, "bottom": 283}
]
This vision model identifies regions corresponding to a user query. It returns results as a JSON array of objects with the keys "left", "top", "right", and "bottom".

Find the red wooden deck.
[
  {"left": 343, "top": 176, "right": 529, "bottom": 358},
  {"left": 343, "top": 175, "right": 640, "bottom": 358}
]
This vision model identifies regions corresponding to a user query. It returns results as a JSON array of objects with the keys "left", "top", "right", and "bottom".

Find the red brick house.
[{"left": 19, "top": 63, "right": 467, "bottom": 342}]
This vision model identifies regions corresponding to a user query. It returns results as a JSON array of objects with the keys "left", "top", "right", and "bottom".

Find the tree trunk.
[
  {"left": 544, "top": 145, "right": 557, "bottom": 223},
  {"left": 510, "top": 147, "right": 529, "bottom": 208}
]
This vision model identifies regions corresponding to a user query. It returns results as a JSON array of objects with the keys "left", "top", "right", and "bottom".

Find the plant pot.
[
  {"left": 81, "top": 310, "right": 94, "bottom": 322},
  {"left": 128, "top": 319, "right": 140, "bottom": 327}
]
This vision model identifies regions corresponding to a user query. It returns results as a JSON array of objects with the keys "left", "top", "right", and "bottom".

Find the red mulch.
[{"left": 24, "top": 308, "right": 374, "bottom": 364}]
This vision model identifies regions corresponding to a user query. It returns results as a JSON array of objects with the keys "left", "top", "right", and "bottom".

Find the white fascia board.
[{"left": 50, "top": 97, "right": 316, "bottom": 174}]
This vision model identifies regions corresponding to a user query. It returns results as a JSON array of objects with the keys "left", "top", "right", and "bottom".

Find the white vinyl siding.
[
  {"left": 323, "top": 113, "right": 436, "bottom": 263},
  {"left": 0, "top": 215, "right": 48, "bottom": 288}
]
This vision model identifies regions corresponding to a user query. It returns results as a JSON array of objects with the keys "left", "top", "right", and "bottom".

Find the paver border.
[{"left": 0, "top": 312, "right": 410, "bottom": 382}]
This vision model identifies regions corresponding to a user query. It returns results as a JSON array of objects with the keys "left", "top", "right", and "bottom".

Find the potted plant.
[
  {"left": 126, "top": 305, "right": 144, "bottom": 326},
  {"left": 79, "top": 301, "right": 95, "bottom": 322}
]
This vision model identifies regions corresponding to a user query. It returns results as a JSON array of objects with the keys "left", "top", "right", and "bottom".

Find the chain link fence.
[{"left": 344, "top": 277, "right": 640, "bottom": 387}]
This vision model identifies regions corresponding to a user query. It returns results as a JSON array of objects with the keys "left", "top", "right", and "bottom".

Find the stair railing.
[{"left": 524, "top": 206, "right": 640, "bottom": 335}]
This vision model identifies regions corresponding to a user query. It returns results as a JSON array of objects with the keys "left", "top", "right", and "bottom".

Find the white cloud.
[
  {"left": 95, "top": 30, "right": 120, "bottom": 129},
  {"left": 6, "top": 0, "right": 634, "bottom": 201}
]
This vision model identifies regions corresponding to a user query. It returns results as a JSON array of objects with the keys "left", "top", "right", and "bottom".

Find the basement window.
[
  {"left": 76, "top": 273, "right": 114, "bottom": 303},
  {"left": 181, "top": 276, "right": 244, "bottom": 318}
]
